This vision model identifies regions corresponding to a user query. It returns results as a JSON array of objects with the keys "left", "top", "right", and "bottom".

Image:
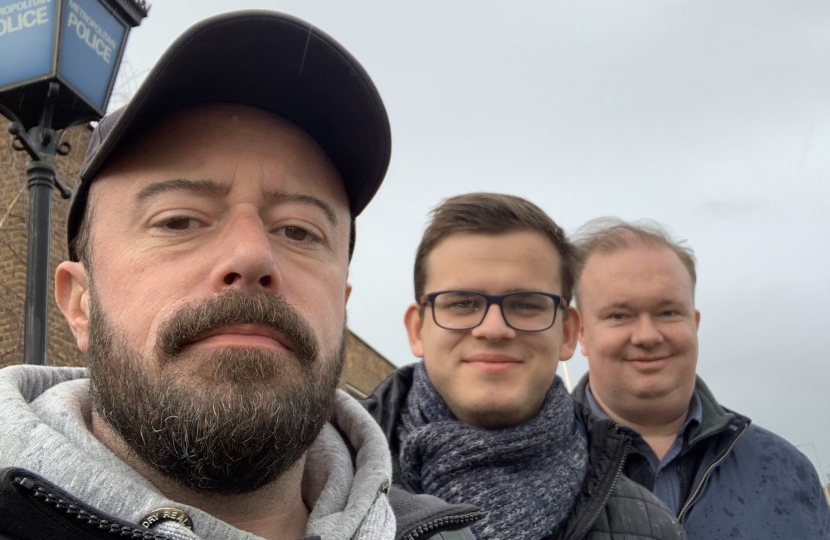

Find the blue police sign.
[
  {"left": 59, "top": 0, "right": 125, "bottom": 109},
  {"left": 0, "top": 0, "right": 145, "bottom": 130},
  {"left": 0, "top": 0, "right": 145, "bottom": 369},
  {"left": 0, "top": 0, "right": 57, "bottom": 89}
]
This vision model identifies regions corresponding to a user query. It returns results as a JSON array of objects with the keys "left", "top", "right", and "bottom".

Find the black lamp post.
[{"left": 0, "top": 0, "right": 148, "bottom": 365}]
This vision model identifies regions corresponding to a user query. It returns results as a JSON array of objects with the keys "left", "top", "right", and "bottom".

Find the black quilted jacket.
[{"left": 362, "top": 365, "right": 687, "bottom": 540}]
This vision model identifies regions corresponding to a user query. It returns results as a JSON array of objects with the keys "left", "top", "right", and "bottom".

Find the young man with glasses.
[{"left": 363, "top": 193, "right": 685, "bottom": 540}]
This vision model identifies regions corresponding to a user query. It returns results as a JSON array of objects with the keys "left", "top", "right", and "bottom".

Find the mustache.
[{"left": 155, "top": 289, "right": 319, "bottom": 362}]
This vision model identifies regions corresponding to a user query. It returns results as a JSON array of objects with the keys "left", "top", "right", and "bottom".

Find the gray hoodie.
[{"left": 0, "top": 365, "right": 396, "bottom": 540}]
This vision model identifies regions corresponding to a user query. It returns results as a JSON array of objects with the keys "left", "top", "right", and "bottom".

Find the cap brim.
[{"left": 68, "top": 10, "right": 391, "bottom": 260}]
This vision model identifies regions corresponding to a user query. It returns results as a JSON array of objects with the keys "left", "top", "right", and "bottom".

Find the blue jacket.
[{"left": 574, "top": 375, "right": 830, "bottom": 540}]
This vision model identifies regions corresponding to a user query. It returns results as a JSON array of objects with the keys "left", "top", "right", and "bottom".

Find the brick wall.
[
  {"left": 342, "top": 332, "right": 397, "bottom": 398},
  {"left": 0, "top": 121, "right": 89, "bottom": 368},
  {"left": 0, "top": 118, "right": 395, "bottom": 395}
]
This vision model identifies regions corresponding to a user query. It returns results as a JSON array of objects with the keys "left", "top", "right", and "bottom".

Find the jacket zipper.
[
  {"left": 563, "top": 436, "right": 629, "bottom": 540},
  {"left": 400, "top": 510, "right": 486, "bottom": 540},
  {"left": 632, "top": 451, "right": 656, "bottom": 491},
  {"left": 676, "top": 421, "right": 749, "bottom": 522},
  {"left": 13, "top": 475, "right": 172, "bottom": 540},
  {"left": 675, "top": 420, "right": 732, "bottom": 511}
]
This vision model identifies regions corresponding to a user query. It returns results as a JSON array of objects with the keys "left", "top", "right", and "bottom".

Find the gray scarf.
[{"left": 397, "top": 362, "right": 588, "bottom": 540}]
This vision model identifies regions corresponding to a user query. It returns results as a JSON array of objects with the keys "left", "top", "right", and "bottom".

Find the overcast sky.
[{"left": 113, "top": 1, "right": 830, "bottom": 482}]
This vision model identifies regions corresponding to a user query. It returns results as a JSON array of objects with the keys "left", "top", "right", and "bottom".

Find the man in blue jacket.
[{"left": 572, "top": 218, "right": 830, "bottom": 540}]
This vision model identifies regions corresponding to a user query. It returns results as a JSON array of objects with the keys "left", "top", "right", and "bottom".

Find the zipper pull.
[{"left": 13, "top": 476, "right": 36, "bottom": 491}]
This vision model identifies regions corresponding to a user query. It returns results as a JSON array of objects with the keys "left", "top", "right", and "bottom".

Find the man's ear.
[
  {"left": 560, "top": 306, "right": 581, "bottom": 361},
  {"left": 403, "top": 303, "right": 425, "bottom": 358},
  {"left": 55, "top": 261, "right": 91, "bottom": 352},
  {"left": 344, "top": 282, "right": 353, "bottom": 304}
]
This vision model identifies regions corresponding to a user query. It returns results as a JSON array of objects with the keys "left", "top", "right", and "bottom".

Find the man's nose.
[
  {"left": 209, "top": 209, "right": 281, "bottom": 292},
  {"left": 630, "top": 315, "right": 664, "bottom": 347},
  {"left": 471, "top": 304, "right": 516, "bottom": 341}
]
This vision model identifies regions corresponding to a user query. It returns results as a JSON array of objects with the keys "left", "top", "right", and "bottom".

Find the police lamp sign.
[
  {"left": 0, "top": 0, "right": 126, "bottom": 113},
  {"left": 59, "top": 0, "right": 125, "bottom": 109},
  {"left": 0, "top": 0, "right": 56, "bottom": 89}
]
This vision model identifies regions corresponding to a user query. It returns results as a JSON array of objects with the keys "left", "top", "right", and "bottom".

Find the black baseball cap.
[{"left": 68, "top": 10, "right": 391, "bottom": 261}]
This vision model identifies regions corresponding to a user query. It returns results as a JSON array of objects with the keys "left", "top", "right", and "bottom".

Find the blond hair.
[{"left": 571, "top": 217, "right": 696, "bottom": 305}]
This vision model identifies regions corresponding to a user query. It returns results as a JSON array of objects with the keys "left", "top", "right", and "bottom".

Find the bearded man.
[{"left": 0, "top": 11, "right": 477, "bottom": 540}]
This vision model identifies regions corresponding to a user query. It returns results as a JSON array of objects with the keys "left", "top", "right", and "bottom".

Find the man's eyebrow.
[
  {"left": 601, "top": 299, "right": 681, "bottom": 311},
  {"left": 136, "top": 179, "right": 230, "bottom": 201},
  {"left": 264, "top": 191, "right": 339, "bottom": 227},
  {"left": 601, "top": 301, "right": 633, "bottom": 310},
  {"left": 135, "top": 180, "right": 339, "bottom": 226}
]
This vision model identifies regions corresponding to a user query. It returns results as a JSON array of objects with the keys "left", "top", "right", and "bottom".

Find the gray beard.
[{"left": 86, "top": 286, "right": 345, "bottom": 495}]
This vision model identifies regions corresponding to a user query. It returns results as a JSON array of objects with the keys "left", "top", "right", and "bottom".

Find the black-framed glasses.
[{"left": 419, "top": 290, "right": 567, "bottom": 332}]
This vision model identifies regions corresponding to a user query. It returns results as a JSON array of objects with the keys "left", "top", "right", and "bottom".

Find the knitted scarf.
[{"left": 397, "top": 363, "right": 588, "bottom": 540}]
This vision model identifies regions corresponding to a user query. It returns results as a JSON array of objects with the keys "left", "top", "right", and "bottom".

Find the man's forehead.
[
  {"left": 433, "top": 230, "right": 562, "bottom": 255},
  {"left": 582, "top": 246, "right": 695, "bottom": 299},
  {"left": 92, "top": 105, "right": 346, "bottom": 199},
  {"left": 427, "top": 231, "right": 564, "bottom": 283},
  {"left": 585, "top": 245, "right": 685, "bottom": 274}
]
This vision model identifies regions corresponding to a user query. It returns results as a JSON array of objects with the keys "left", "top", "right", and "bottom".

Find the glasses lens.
[
  {"left": 503, "top": 293, "right": 556, "bottom": 331},
  {"left": 433, "top": 292, "right": 487, "bottom": 329}
]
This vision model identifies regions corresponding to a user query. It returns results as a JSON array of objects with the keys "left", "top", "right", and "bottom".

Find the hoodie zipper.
[
  {"left": 13, "top": 475, "right": 172, "bottom": 540},
  {"left": 676, "top": 421, "right": 749, "bottom": 522},
  {"left": 400, "top": 510, "right": 486, "bottom": 540}
]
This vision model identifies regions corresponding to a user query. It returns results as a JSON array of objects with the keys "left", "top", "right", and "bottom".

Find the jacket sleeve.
[
  {"left": 682, "top": 424, "right": 830, "bottom": 539},
  {"left": 589, "top": 476, "right": 687, "bottom": 540}
]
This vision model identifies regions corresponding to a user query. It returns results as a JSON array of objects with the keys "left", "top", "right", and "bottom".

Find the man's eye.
[
  {"left": 510, "top": 302, "right": 543, "bottom": 312},
  {"left": 282, "top": 225, "right": 317, "bottom": 242},
  {"left": 160, "top": 217, "right": 200, "bottom": 230}
]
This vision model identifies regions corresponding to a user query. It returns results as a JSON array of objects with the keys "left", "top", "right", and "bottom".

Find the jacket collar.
[
  {"left": 388, "top": 486, "right": 483, "bottom": 540},
  {"left": 572, "top": 373, "right": 747, "bottom": 449},
  {"left": 362, "top": 363, "right": 416, "bottom": 488},
  {"left": 687, "top": 377, "right": 747, "bottom": 447}
]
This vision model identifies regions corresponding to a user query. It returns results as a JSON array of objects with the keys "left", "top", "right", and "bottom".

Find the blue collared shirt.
[{"left": 585, "top": 384, "right": 702, "bottom": 515}]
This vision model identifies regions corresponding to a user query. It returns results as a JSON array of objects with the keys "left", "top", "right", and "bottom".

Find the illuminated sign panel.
[
  {"left": 58, "top": 0, "right": 125, "bottom": 109},
  {"left": 0, "top": 0, "right": 57, "bottom": 89}
]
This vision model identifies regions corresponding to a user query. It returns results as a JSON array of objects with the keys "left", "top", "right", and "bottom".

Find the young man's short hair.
[{"left": 413, "top": 192, "right": 576, "bottom": 304}]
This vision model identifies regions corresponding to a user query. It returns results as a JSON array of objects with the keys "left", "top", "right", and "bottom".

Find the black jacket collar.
[{"left": 362, "top": 364, "right": 634, "bottom": 540}]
